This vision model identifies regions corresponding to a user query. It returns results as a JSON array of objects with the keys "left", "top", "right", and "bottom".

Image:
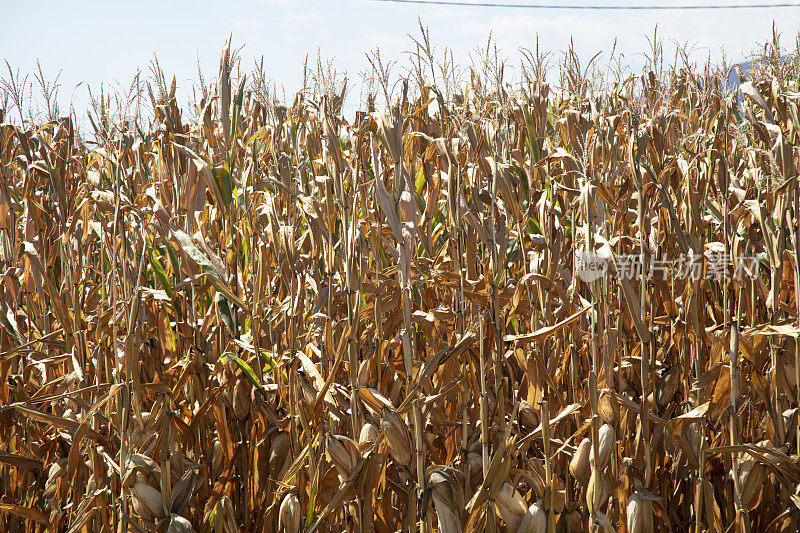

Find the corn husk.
[
  {"left": 737, "top": 453, "right": 767, "bottom": 509},
  {"left": 270, "top": 432, "right": 291, "bottom": 479},
  {"left": 570, "top": 438, "right": 591, "bottom": 485},
  {"left": 169, "top": 469, "right": 199, "bottom": 515},
  {"left": 590, "top": 511, "right": 616, "bottom": 533},
  {"left": 44, "top": 460, "right": 66, "bottom": 497},
  {"left": 656, "top": 365, "right": 681, "bottom": 408},
  {"left": 278, "top": 493, "right": 301, "bottom": 533},
  {"left": 429, "top": 468, "right": 464, "bottom": 533},
  {"left": 359, "top": 423, "right": 379, "bottom": 445},
  {"left": 587, "top": 470, "right": 609, "bottom": 515},
  {"left": 495, "top": 483, "right": 527, "bottom": 531},
  {"left": 626, "top": 493, "right": 654, "bottom": 533},
  {"left": 326, "top": 433, "right": 361, "bottom": 478},
  {"left": 232, "top": 377, "right": 250, "bottom": 420},
  {"left": 381, "top": 407, "right": 413, "bottom": 466},
  {"left": 212, "top": 439, "right": 224, "bottom": 475},
  {"left": 131, "top": 481, "right": 165, "bottom": 519},
  {"left": 519, "top": 400, "right": 539, "bottom": 430},
  {"left": 597, "top": 389, "right": 615, "bottom": 424},
  {"left": 589, "top": 424, "right": 615, "bottom": 471},
  {"left": 167, "top": 514, "right": 195, "bottom": 533},
  {"left": 518, "top": 500, "right": 547, "bottom": 533}
]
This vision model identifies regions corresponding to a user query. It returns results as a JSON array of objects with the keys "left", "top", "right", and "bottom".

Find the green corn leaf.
[
  {"left": 216, "top": 292, "right": 236, "bottom": 336},
  {"left": 147, "top": 246, "right": 173, "bottom": 298},
  {"left": 260, "top": 350, "right": 288, "bottom": 383},
  {"left": 222, "top": 352, "right": 264, "bottom": 392},
  {"left": 169, "top": 226, "right": 248, "bottom": 312}
]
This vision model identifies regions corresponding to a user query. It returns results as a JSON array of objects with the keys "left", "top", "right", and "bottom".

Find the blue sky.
[{"left": 3, "top": 0, "right": 799, "bottom": 119}]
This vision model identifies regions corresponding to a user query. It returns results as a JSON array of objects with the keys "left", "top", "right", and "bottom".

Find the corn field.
[{"left": 1, "top": 31, "right": 800, "bottom": 532}]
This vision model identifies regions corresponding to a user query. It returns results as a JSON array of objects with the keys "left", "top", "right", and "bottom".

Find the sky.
[{"left": 2, "top": 0, "right": 800, "bottom": 122}]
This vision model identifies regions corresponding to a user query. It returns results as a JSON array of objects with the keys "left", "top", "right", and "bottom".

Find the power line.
[{"left": 373, "top": 0, "right": 800, "bottom": 9}]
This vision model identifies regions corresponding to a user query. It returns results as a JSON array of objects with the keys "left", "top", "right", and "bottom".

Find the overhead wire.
[{"left": 372, "top": 0, "right": 800, "bottom": 9}]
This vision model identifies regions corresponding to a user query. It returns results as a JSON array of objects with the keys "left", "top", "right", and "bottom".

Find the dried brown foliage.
[{"left": 1, "top": 33, "right": 800, "bottom": 532}]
